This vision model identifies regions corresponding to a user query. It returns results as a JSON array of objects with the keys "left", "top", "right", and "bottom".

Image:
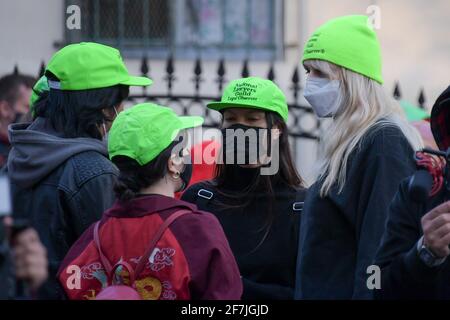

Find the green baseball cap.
[
  {"left": 108, "top": 103, "right": 204, "bottom": 165},
  {"left": 302, "top": 15, "right": 383, "bottom": 84},
  {"left": 207, "top": 77, "right": 289, "bottom": 122},
  {"left": 400, "top": 100, "right": 429, "bottom": 122},
  {"left": 29, "top": 75, "right": 49, "bottom": 115},
  {"left": 46, "top": 42, "right": 152, "bottom": 90}
]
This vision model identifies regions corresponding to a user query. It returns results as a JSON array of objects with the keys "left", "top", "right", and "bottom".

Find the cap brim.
[
  {"left": 207, "top": 101, "right": 267, "bottom": 113},
  {"left": 170, "top": 116, "right": 204, "bottom": 141},
  {"left": 178, "top": 116, "right": 204, "bottom": 130},
  {"left": 120, "top": 76, "right": 153, "bottom": 87}
]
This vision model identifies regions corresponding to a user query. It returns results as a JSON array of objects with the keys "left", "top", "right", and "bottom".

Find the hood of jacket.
[
  {"left": 430, "top": 86, "right": 450, "bottom": 151},
  {"left": 7, "top": 117, "right": 109, "bottom": 188}
]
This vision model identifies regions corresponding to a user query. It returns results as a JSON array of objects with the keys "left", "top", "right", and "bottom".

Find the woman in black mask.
[{"left": 181, "top": 77, "right": 306, "bottom": 300}]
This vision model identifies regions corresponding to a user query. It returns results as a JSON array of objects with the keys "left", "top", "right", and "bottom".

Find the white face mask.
[
  {"left": 102, "top": 122, "right": 108, "bottom": 142},
  {"left": 304, "top": 77, "right": 341, "bottom": 118}
]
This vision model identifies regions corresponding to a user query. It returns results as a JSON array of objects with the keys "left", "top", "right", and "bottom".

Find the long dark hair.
[
  {"left": 34, "top": 71, "right": 129, "bottom": 139},
  {"left": 213, "top": 111, "right": 304, "bottom": 250},
  {"left": 112, "top": 141, "right": 178, "bottom": 202}
]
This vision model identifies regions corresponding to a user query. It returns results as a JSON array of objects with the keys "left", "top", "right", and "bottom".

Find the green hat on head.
[
  {"left": 207, "top": 77, "right": 289, "bottom": 122},
  {"left": 108, "top": 103, "right": 204, "bottom": 166},
  {"left": 46, "top": 42, "right": 152, "bottom": 90},
  {"left": 29, "top": 75, "right": 49, "bottom": 115},
  {"left": 302, "top": 15, "right": 383, "bottom": 84}
]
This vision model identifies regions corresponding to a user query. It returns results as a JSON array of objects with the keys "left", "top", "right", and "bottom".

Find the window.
[{"left": 65, "top": 0, "right": 283, "bottom": 60}]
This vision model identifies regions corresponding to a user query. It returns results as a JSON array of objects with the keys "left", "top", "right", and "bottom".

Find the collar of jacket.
[{"left": 104, "top": 194, "right": 198, "bottom": 218}]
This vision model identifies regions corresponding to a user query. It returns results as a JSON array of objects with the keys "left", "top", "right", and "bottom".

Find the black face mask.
[
  {"left": 177, "top": 162, "right": 193, "bottom": 192},
  {"left": 220, "top": 123, "right": 271, "bottom": 166}
]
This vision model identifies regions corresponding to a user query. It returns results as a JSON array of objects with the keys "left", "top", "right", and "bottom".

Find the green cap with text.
[{"left": 207, "top": 77, "right": 289, "bottom": 122}]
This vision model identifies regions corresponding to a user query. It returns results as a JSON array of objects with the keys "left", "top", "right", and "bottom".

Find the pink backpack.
[{"left": 93, "top": 210, "right": 190, "bottom": 300}]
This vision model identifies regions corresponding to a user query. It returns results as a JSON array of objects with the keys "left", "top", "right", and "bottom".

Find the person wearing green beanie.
[
  {"left": 7, "top": 42, "right": 152, "bottom": 299},
  {"left": 181, "top": 76, "right": 307, "bottom": 299},
  {"left": 295, "top": 15, "right": 424, "bottom": 299},
  {"left": 58, "top": 102, "right": 243, "bottom": 300}
]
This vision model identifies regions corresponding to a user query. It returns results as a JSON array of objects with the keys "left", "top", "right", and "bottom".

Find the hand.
[
  {"left": 12, "top": 228, "right": 48, "bottom": 290},
  {"left": 421, "top": 201, "right": 450, "bottom": 258}
]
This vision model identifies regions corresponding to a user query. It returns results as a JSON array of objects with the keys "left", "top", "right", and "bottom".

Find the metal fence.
[
  {"left": 14, "top": 56, "right": 429, "bottom": 162},
  {"left": 124, "top": 57, "right": 322, "bottom": 141}
]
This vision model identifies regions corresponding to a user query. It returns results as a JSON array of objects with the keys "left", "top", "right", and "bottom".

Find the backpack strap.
[
  {"left": 292, "top": 201, "right": 304, "bottom": 213},
  {"left": 94, "top": 221, "right": 113, "bottom": 274},
  {"left": 292, "top": 189, "right": 306, "bottom": 214},
  {"left": 134, "top": 209, "right": 191, "bottom": 278},
  {"left": 195, "top": 188, "right": 214, "bottom": 208}
]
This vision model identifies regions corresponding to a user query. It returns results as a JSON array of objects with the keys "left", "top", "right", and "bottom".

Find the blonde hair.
[{"left": 305, "top": 59, "right": 424, "bottom": 197}]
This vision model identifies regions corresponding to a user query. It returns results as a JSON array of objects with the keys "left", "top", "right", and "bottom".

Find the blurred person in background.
[
  {"left": 0, "top": 174, "right": 47, "bottom": 300},
  {"left": 0, "top": 218, "right": 48, "bottom": 299},
  {"left": 399, "top": 100, "right": 437, "bottom": 149},
  {"left": 0, "top": 73, "right": 35, "bottom": 168}
]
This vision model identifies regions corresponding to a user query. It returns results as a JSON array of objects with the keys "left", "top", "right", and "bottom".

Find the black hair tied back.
[{"left": 112, "top": 141, "right": 179, "bottom": 202}]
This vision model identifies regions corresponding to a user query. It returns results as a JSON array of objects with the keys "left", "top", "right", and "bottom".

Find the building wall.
[{"left": 0, "top": 0, "right": 64, "bottom": 76}]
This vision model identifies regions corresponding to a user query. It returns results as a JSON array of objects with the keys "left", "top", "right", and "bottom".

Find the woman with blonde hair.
[{"left": 295, "top": 15, "right": 423, "bottom": 299}]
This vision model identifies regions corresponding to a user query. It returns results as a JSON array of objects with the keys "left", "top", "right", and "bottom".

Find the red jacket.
[
  {"left": 58, "top": 194, "right": 242, "bottom": 300},
  {"left": 175, "top": 139, "right": 219, "bottom": 199}
]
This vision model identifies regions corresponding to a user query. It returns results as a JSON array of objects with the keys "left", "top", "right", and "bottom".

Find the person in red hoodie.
[{"left": 58, "top": 102, "right": 242, "bottom": 300}]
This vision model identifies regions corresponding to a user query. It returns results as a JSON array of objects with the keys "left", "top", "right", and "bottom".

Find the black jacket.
[
  {"left": 181, "top": 166, "right": 306, "bottom": 300},
  {"left": 374, "top": 179, "right": 450, "bottom": 299},
  {"left": 0, "top": 236, "right": 14, "bottom": 299},
  {"left": 374, "top": 86, "right": 450, "bottom": 299},
  {"left": 7, "top": 118, "right": 118, "bottom": 299},
  {"left": 295, "top": 123, "right": 417, "bottom": 299}
]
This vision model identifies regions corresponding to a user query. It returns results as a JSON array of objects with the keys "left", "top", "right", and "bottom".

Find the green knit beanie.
[{"left": 302, "top": 15, "right": 383, "bottom": 84}]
